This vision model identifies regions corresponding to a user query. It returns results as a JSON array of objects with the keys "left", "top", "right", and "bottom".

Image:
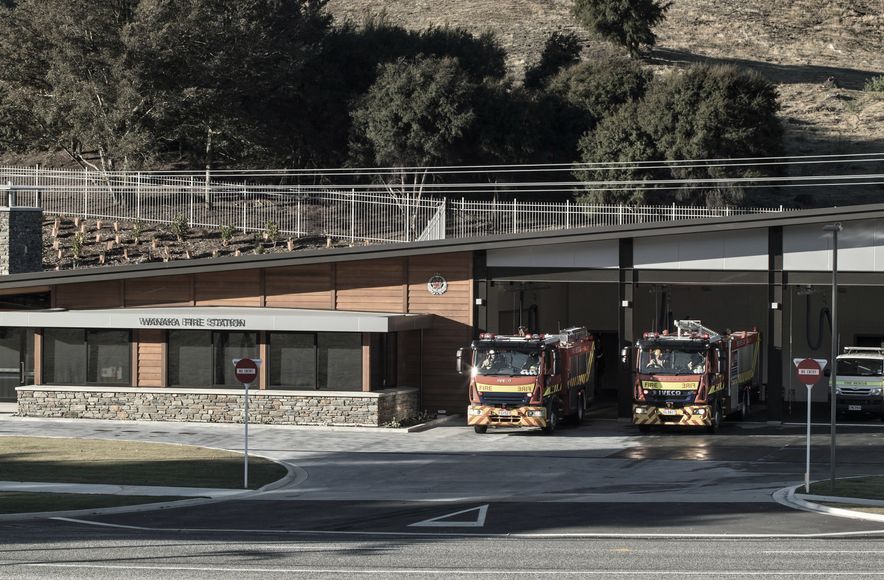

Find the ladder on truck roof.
[{"left": 673, "top": 320, "right": 720, "bottom": 341}]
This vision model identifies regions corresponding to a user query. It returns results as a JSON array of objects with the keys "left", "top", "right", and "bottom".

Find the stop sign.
[
  {"left": 234, "top": 358, "right": 258, "bottom": 385},
  {"left": 795, "top": 358, "right": 822, "bottom": 385}
]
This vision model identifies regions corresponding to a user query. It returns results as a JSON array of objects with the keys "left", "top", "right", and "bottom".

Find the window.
[
  {"left": 168, "top": 330, "right": 258, "bottom": 387},
  {"left": 268, "top": 332, "right": 362, "bottom": 391},
  {"left": 318, "top": 333, "right": 362, "bottom": 390},
  {"left": 269, "top": 332, "right": 316, "bottom": 389},
  {"left": 43, "top": 328, "right": 130, "bottom": 385}
]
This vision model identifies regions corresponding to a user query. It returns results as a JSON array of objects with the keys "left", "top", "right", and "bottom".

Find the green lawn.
[
  {"left": 0, "top": 492, "right": 189, "bottom": 514},
  {"left": 0, "top": 436, "right": 287, "bottom": 489},
  {"left": 808, "top": 476, "right": 884, "bottom": 501}
]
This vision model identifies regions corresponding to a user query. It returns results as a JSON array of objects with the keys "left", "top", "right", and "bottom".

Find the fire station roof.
[
  {"left": 2, "top": 202, "right": 884, "bottom": 289},
  {"left": 0, "top": 306, "right": 433, "bottom": 333}
]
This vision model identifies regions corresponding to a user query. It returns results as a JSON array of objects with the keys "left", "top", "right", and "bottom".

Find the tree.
[
  {"left": 574, "top": 64, "right": 783, "bottom": 206},
  {"left": 350, "top": 55, "right": 478, "bottom": 238},
  {"left": 0, "top": 0, "right": 154, "bottom": 176},
  {"left": 572, "top": 0, "right": 671, "bottom": 58},
  {"left": 524, "top": 31, "right": 582, "bottom": 90},
  {"left": 125, "top": 0, "right": 331, "bottom": 178},
  {"left": 547, "top": 55, "right": 651, "bottom": 130}
]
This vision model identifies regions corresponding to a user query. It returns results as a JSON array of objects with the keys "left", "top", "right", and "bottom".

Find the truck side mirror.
[
  {"left": 824, "top": 367, "right": 831, "bottom": 377},
  {"left": 549, "top": 352, "right": 558, "bottom": 376},
  {"left": 456, "top": 347, "right": 464, "bottom": 375},
  {"left": 620, "top": 346, "right": 630, "bottom": 365},
  {"left": 715, "top": 349, "right": 724, "bottom": 374}
]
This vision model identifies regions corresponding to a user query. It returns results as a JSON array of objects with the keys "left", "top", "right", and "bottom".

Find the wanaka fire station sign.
[{"left": 138, "top": 316, "right": 247, "bottom": 328}]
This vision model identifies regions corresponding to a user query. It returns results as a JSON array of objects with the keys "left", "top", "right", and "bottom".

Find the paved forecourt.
[{"left": 2, "top": 415, "right": 884, "bottom": 538}]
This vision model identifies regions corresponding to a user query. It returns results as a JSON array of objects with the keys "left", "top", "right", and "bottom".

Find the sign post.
[
  {"left": 794, "top": 357, "right": 828, "bottom": 493},
  {"left": 233, "top": 357, "right": 260, "bottom": 489}
]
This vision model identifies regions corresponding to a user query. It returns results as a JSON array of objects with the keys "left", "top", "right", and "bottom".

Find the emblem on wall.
[{"left": 427, "top": 273, "right": 448, "bottom": 296}]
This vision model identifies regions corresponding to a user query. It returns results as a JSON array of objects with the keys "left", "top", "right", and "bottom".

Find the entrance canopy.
[{"left": 0, "top": 307, "right": 434, "bottom": 333}]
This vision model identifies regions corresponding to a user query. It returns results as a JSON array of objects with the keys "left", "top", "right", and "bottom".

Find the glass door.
[{"left": 0, "top": 328, "right": 34, "bottom": 401}]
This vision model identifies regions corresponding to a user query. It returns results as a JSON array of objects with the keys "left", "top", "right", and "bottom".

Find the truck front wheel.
[
  {"left": 543, "top": 403, "right": 559, "bottom": 435},
  {"left": 707, "top": 402, "right": 722, "bottom": 434},
  {"left": 474, "top": 425, "right": 488, "bottom": 434}
]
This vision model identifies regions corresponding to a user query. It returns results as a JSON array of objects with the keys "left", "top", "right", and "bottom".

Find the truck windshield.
[
  {"left": 837, "top": 358, "right": 884, "bottom": 377},
  {"left": 475, "top": 348, "right": 541, "bottom": 376},
  {"left": 640, "top": 346, "right": 706, "bottom": 375}
]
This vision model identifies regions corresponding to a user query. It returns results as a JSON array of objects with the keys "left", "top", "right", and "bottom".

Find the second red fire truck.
[
  {"left": 458, "top": 327, "right": 597, "bottom": 434},
  {"left": 630, "top": 320, "right": 760, "bottom": 433}
]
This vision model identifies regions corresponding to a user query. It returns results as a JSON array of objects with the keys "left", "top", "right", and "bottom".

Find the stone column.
[{"left": 0, "top": 206, "right": 43, "bottom": 275}]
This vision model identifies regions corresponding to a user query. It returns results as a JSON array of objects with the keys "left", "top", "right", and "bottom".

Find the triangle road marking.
[{"left": 408, "top": 504, "right": 489, "bottom": 528}]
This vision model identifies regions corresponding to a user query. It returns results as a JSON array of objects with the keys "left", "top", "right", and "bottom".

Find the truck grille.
[
  {"left": 840, "top": 387, "right": 874, "bottom": 396},
  {"left": 481, "top": 392, "right": 530, "bottom": 406}
]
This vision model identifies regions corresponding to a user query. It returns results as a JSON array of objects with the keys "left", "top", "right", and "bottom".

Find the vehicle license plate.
[
  {"left": 849, "top": 405, "right": 862, "bottom": 411},
  {"left": 497, "top": 410, "right": 511, "bottom": 417},
  {"left": 660, "top": 408, "right": 679, "bottom": 415}
]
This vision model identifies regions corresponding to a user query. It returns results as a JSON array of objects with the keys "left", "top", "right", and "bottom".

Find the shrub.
[
  {"left": 574, "top": 64, "right": 783, "bottom": 206},
  {"left": 71, "top": 232, "right": 86, "bottom": 259},
  {"left": 547, "top": 55, "right": 651, "bottom": 127},
  {"left": 219, "top": 224, "right": 236, "bottom": 247},
  {"left": 864, "top": 75, "right": 884, "bottom": 93},
  {"left": 263, "top": 220, "right": 280, "bottom": 247},
  {"left": 170, "top": 213, "right": 189, "bottom": 242},
  {"left": 573, "top": 0, "right": 671, "bottom": 57},
  {"left": 132, "top": 219, "right": 145, "bottom": 242},
  {"left": 524, "top": 31, "right": 582, "bottom": 89}
]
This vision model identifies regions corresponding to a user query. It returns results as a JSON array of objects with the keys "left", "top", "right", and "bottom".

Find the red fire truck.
[
  {"left": 458, "top": 327, "right": 597, "bottom": 434},
  {"left": 630, "top": 320, "right": 760, "bottom": 433}
]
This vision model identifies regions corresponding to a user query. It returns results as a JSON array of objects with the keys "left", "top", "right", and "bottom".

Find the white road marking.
[
  {"left": 20, "top": 564, "right": 884, "bottom": 575},
  {"left": 50, "top": 516, "right": 884, "bottom": 539},
  {"left": 409, "top": 504, "right": 488, "bottom": 528}
]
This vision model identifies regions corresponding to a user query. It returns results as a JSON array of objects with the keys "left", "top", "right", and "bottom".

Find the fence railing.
[
  {"left": 1, "top": 166, "right": 787, "bottom": 244},
  {"left": 448, "top": 198, "right": 785, "bottom": 238},
  {"left": 1, "top": 167, "right": 443, "bottom": 243}
]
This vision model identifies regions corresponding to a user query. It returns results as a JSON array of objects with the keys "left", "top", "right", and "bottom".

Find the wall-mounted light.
[
  {"left": 770, "top": 302, "right": 782, "bottom": 310},
  {"left": 621, "top": 300, "right": 632, "bottom": 308},
  {"left": 474, "top": 298, "right": 486, "bottom": 306}
]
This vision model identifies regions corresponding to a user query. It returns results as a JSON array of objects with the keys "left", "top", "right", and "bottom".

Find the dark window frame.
[
  {"left": 42, "top": 328, "right": 132, "bottom": 386},
  {"left": 167, "top": 330, "right": 258, "bottom": 388}
]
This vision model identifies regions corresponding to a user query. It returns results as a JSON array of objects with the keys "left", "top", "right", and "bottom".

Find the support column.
[
  {"left": 618, "top": 239, "right": 636, "bottom": 419},
  {"left": 473, "top": 250, "right": 488, "bottom": 335},
  {"left": 767, "top": 226, "right": 784, "bottom": 421}
]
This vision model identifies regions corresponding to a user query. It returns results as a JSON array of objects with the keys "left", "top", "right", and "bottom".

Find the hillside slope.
[{"left": 327, "top": 0, "right": 884, "bottom": 205}]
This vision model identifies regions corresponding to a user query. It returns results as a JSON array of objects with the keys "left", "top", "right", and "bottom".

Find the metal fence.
[
  {"left": 0, "top": 166, "right": 443, "bottom": 243},
  {"left": 1, "top": 166, "right": 787, "bottom": 244},
  {"left": 448, "top": 198, "right": 786, "bottom": 238}
]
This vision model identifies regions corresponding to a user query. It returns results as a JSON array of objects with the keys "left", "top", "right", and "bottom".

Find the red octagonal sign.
[
  {"left": 795, "top": 358, "right": 822, "bottom": 385},
  {"left": 234, "top": 358, "right": 258, "bottom": 385}
]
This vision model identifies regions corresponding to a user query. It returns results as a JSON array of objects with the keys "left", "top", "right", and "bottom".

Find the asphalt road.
[{"left": 2, "top": 416, "right": 884, "bottom": 578}]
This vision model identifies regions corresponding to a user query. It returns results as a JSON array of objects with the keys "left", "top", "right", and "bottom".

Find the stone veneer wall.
[
  {"left": 0, "top": 207, "right": 43, "bottom": 275},
  {"left": 16, "top": 386, "right": 419, "bottom": 427}
]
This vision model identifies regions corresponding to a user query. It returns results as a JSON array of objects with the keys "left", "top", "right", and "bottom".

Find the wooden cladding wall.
[
  {"left": 48, "top": 252, "right": 474, "bottom": 410},
  {"left": 336, "top": 258, "right": 406, "bottom": 313},
  {"left": 408, "top": 253, "right": 472, "bottom": 412},
  {"left": 136, "top": 329, "right": 165, "bottom": 387},
  {"left": 55, "top": 280, "right": 123, "bottom": 309},
  {"left": 125, "top": 275, "right": 193, "bottom": 307},
  {"left": 265, "top": 264, "right": 333, "bottom": 309},
  {"left": 194, "top": 270, "right": 262, "bottom": 307}
]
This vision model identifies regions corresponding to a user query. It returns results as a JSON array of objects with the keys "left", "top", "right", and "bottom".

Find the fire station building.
[{"left": 3, "top": 203, "right": 884, "bottom": 425}]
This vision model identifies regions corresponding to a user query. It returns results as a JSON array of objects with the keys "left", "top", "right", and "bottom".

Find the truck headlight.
[
  {"left": 835, "top": 388, "right": 843, "bottom": 396},
  {"left": 694, "top": 408, "right": 706, "bottom": 416},
  {"left": 634, "top": 407, "right": 647, "bottom": 414},
  {"left": 527, "top": 409, "right": 545, "bottom": 418},
  {"left": 871, "top": 388, "right": 882, "bottom": 396},
  {"left": 468, "top": 408, "right": 484, "bottom": 416}
]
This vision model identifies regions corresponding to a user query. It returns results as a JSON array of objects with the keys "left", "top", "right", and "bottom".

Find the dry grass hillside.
[{"left": 328, "top": 0, "right": 884, "bottom": 205}]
